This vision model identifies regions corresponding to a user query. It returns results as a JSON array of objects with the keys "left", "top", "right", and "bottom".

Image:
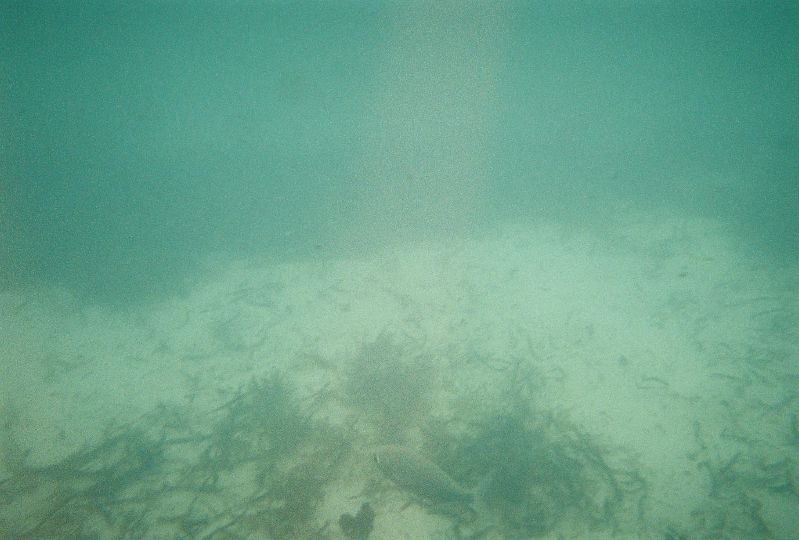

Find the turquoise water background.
[
  {"left": 2, "top": 3, "right": 799, "bottom": 538},
  {"left": 3, "top": 2, "right": 796, "bottom": 304}
]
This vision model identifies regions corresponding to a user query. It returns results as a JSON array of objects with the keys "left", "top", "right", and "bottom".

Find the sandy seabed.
[{"left": 1, "top": 215, "right": 797, "bottom": 539}]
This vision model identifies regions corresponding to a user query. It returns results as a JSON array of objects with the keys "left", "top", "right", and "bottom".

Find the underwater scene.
[{"left": 1, "top": 2, "right": 797, "bottom": 539}]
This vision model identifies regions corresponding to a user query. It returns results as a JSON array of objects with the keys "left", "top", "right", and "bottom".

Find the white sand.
[{"left": 1, "top": 214, "right": 797, "bottom": 538}]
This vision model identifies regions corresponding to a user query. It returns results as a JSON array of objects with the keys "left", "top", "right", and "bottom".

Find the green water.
[
  {"left": 3, "top": 2, "right": 796, "bottom": 304},
  {"left": 1, "top": 4, "right": 798, "bottom": 538}
]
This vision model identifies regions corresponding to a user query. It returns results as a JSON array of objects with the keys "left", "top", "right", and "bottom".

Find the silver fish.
[{"left": 373, "top": 445, "right": 473, "bottom": 504}]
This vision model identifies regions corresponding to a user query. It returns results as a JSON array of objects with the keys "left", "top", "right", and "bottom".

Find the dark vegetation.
[
  {"left": 0, "top": 372, "right": 349, "bottom": 539},
  {"left": 0, "top": 336, "right": 651, "bottom": 538},
  {"left": 421, "top": 402, "right": 644, "bottom": 538},
  {"left": 338, "top": 502, "right": 374, "bottom": 540},
  {"left": 343, "top": 333, "right": 435, "bottom": 439},
  {"left": 339, "top": 336, "right": 647, "bottom": 537}
]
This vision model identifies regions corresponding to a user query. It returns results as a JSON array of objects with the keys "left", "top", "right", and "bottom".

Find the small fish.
[{"left": 373, "top": 445, "right": 473, "bottom": 504}]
